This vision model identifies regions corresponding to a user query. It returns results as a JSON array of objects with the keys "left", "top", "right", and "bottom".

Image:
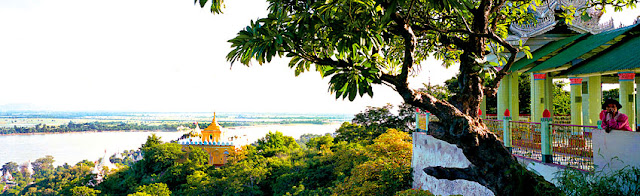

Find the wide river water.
[{"left": 0, "top": 123, "right": 341, "bottom": 166}]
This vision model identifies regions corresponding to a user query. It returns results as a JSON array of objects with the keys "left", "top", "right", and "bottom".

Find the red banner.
[
  {"left": 570, "top": 78, "right": 583, "bottom": 85},
  {"left": 533, "top": 73, "right": 546, "bottom": 80},
  {"left": 619, "top": 72, "right": 635, "bottom": 81}
]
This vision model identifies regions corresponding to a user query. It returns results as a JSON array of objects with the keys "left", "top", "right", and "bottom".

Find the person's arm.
[
  {"left": 601, "top": 112, "right": 612, "bottom": 129},
  {"left": 611, "top": 114, "right": 631, "bottom": 131},
  {"left": 601, "top": 112, "right": 620, "bottom": 132}
]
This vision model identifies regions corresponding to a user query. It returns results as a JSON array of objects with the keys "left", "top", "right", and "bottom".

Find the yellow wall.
[
  {"left": 182, "top": 144, "right": 235, "bottom": 166},
  {"left": 201, "top": 130, "right": 221, "bottom": 143}
]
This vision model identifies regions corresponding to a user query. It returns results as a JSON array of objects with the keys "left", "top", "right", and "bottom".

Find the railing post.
[
  {"left": 597, "top": 120, "right": 602, "bottom": 129},
  {"left": 541, "top": 109, "right": 553, "bottom": 163},
  {"left": 424, "top": 111, "right": 430, "bottom": 132},
  {"left": 415, "top": 109, "right": 430, "bottom": 132},
  {"left": 415, "top": 108, "right": 420, "bottom": 131},
  {"left": 503, "top": 109, "right": 512, "bottom": 153}
]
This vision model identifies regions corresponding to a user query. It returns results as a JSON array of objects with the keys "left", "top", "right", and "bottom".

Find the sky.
[{"left": 0, "top": 0, "right": 637, "bottom": 114}]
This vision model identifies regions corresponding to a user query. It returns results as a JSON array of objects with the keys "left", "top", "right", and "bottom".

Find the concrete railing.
[
  {"left": 481, "top": 117, "right": 597, "bottom": 171},
  {"left": 592, "top": 129, "right": 640, "bottom": 174},
  {"left": 416, "top": 112, "right": 638, "bottom": 172}
]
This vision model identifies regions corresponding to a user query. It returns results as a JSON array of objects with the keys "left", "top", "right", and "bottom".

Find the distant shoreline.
[
  {"left": 0, "top": 129, "right": 178, "bottom": 136},
  {"left": 0, "top": 122, "right": 344, "bottom": 136}
]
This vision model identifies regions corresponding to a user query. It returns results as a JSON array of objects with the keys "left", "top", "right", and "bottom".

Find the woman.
[{"left": 600, "top": 99, "right": 633, "bottom": 132}]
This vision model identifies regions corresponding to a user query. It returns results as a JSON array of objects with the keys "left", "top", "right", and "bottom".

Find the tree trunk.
[
  {"left": 395, "top": 1, "right": 562, "bottom": 194},
  {"left": 398, "top": 52, "right": 561, "bottom": 195},
  {"left": 423, "top": 117, "right": 561, "bottom": 195}
]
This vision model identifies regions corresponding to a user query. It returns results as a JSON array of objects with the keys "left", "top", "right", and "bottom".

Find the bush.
[
  {"left": 556, "top": 165, "right": 640, "bottom": 195},
  {"left": 394, "top": 188, "right": 434, "bottom": 196}
]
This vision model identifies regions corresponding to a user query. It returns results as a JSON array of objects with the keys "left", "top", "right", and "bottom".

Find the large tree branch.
[
  {"left": 285, "top": 48, "right": 354, "bottom": 70},
  {"left": 390, "top": 13, "right": 417, "bottom": 83},
  {"left": 423, "top": 166, "right": 487, "bottom": 186},
  {"left": 483, "top": 30, "right": 519, "bottom": 97}
]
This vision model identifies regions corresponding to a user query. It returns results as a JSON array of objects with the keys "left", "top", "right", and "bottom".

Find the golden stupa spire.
[{"left": 204, "top": 112, "right": 221, "bottom": 131}]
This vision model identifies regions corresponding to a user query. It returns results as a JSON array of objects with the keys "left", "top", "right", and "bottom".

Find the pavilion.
[{"left": 489, "top": 22, "right": 640, "bottom": 130}]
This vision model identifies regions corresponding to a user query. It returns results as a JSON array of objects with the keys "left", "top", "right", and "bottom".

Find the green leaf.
[
  {"left": 348, "top": 84, "right": 357, "bottom": 101},
  {"left": 366, "top": 86, "right": 373, "bottom": 97},
  {"left": 197, "top": 0, "right": 207, "bottom": 8},
  {"left": 580, "top": 12, "right": 592, "bottom": 22},
  {"left": 524, "top": 50, "right": 533, "bottom": 59}
]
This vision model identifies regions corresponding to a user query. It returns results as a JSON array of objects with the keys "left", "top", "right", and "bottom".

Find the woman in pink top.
[{"left": 600, "top": 99, "right": 633, "bottom": 132}]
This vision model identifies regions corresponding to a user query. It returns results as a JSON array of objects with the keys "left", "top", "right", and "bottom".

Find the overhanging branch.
[{"left": 483, "top": 30, "right": 518, "bottom": 97}]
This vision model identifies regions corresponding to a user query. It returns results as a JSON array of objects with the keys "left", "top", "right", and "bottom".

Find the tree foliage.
[
  {"left": 70, "top": 186, "right": 100, "bottom": 196},
  {"left": 255, "top": 131, "right": 300, "bottom": 157},
  {"left": 1, "top": 159, "right": 96, "bottom": 196},
  {"left": 603, "top": 88, "right": 619, "bottom": 102},
  {"left": 554, "top": 81, "right": 571, "bottom": 115},
  {"left": 1, "top": 162, "right": 18, "bottom": 175},
  {"left": 190, "top": 0, "right": 577, "bottom": 193},
  {"left": 77, "top": 121, "right": 413, "bottom": 195},
  {"left": 131, "top": 183, "right": 172, "bottom": 196}
]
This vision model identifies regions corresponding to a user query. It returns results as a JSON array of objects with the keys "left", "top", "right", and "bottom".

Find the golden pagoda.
[
  {"left": 179, "top": 113, "right": 236, "bottom": 166},
  {"left": 202, "top": 113, "right": 222, "bottom": 143}
]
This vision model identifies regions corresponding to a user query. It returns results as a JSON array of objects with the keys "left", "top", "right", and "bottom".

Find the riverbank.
[
  {"left": 0, "top": 129, "right": 181, "bottom": 136},
  {"left": 0, "top": 122, "right": 343, "bottom": 136}
]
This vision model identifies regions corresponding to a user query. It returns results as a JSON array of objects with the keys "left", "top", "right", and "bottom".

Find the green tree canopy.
[
  {"left": 131, "top": 183, "right": 172, "bottom": 196},
  {"left": 31, "top": 155, "right": 55, "bottom": 174},
  {"left": 194, "top": 0, "right": 639, "bottom": 194},
  {"left": 70, "top": 186, "right": 100, "bottom": 196},
  {"left": 2, "top": 162, "right": 19, "bottom": 175},
  {"left": 255, "top": 131, "right": 300, "bottom": 157}
]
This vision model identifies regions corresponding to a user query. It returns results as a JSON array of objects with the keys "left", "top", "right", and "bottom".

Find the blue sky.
[{"left": 0, "top": 0, "right": 636, "bottom": 114}]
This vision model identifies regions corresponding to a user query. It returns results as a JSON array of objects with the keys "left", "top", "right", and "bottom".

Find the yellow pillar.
[
  {"left": 509, "top": 73, "right": 520, "bottom": 120},
  {"left": 581, "top": 78, "right": 588, "bottom": 125},
  {"left": 530, "top": 73, "right": 537, "bottom": 120},
  {"left": 587, "top": 76, "right": 602, "bottom": 126},
  {"left": 636, "top": 76, "right": 640, "bottom": 131},
  {"left": 619, "top": 72, "right": 635, "bottom": 131},
  {"left": 498, "top": 75, "right": 510, "bottom": 119},
  {"left": 544, "top": 75, "right": 554, "bottom": 119},
  {"left": 532, "top": 73, "right": 547, "bottom": 122},
  {"left": 570, "top": 78, "right": 583, "bottom": 125}
]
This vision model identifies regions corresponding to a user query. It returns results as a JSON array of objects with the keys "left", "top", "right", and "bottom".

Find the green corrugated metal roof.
[
  {"left": 509, "top": 33, "right": 587, "bottom": 72},
  {"left": 561, "top": 35, "right": 640, "bottom": 76},
  {"left": 526, "top": 24, "right": 638, "bottom": 73}
]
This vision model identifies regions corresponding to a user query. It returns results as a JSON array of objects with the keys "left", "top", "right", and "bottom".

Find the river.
[{"left": 0, "top": 123, "right": 341, "bottom": 166}]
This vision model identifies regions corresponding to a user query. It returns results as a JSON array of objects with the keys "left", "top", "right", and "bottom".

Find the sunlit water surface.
[{"left": 0, "top": 123, "right": 340, "bottom": 166}]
